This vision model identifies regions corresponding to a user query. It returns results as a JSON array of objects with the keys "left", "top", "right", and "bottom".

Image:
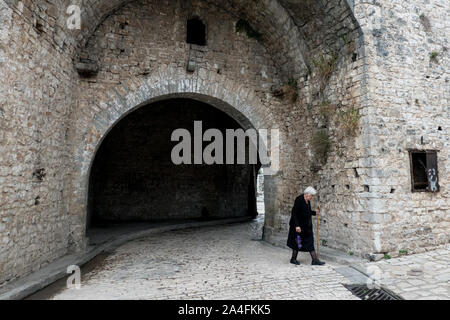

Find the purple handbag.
[{"left": 296, "top": 234, "right": 302, "bottom": 249}]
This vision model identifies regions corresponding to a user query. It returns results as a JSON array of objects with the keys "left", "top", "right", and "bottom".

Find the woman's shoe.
[
  {"left": 290, "top": 258, "right": 300, "bottom": 265},
  {"left": 311, "top": 259, "right": 325, "bottom": 265}
]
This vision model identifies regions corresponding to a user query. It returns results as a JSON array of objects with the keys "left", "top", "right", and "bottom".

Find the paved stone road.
[
  {"left": 361, "top": 247, "right": 450, "bottom": 300},
  {"left": 49, "top": 218, "right": 358, "bottom": 300},
  {"left": 39, "top": 212, "right": 448, "bottom": 300}
]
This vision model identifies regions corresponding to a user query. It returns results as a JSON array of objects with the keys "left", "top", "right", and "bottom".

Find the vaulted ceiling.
[
  {"left": 3, "top": 0, "right": 359, "bottom": 78},
  {"left": 72, "top": 0, "right": 358, "bottom": 75}
]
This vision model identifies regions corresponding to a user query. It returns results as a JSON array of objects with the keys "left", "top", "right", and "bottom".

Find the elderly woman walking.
[{"left": 287, "top": 186, "right": 325, "bottom": 265}]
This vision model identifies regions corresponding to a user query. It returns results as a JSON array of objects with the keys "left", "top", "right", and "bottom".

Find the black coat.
[{"left": 286, "top": 194, "right": 317, "bottom": 252}]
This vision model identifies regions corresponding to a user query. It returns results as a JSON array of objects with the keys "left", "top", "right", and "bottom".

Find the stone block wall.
[
  {"left": 351, "top": 0, "right": 449, "bottom": 256},
  {"left": 263, "top": 1, "right": 368, "bottom": 254},
  {"left": 0, "top": 0, "right": 77, "bottom": 285}
]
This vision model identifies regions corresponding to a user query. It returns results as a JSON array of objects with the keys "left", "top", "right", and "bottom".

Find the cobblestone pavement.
[
  {"left": 361, "top": 247, "right": 450, "bottom": 300},
  {"left": 48, "top": 217, "right": 359, "bottom": 300}
]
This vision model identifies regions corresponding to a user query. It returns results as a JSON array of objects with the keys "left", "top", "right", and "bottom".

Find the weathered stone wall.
[
  {"left": 67, "top": 0, "right": 286, "bottom": 247},
  {"left": 0, "top": 0, "right": 77, "bottom": 285},
  {"left": 249, "top": 0, "right": 450, "bottom": 259},
  {"left": 350, "top": 0, "right": 449, "bottom": 257}
]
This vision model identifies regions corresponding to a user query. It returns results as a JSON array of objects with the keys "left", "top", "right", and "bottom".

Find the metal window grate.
[{"left": 344, "top": 284, "right": 404, "bottom": 300}]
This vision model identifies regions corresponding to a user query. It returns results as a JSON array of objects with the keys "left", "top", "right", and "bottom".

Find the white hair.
[{"left": 304, "top": 186, "right": 317, "bottom": 195}]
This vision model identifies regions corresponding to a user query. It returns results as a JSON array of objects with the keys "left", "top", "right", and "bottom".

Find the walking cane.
[{"left": 317, "top": 205, "right": 320, "bottom": 259}]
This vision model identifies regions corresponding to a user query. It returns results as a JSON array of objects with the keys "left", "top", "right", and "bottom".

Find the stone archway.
[
  {"left": 68, "top": 69, "right": 280, "bottom": 250},
  {"left": 86, "top": 97, "right": 262, "bottom": 231},
  {"left": 64, "top": 0, "right": 366, "bottom": 255}
]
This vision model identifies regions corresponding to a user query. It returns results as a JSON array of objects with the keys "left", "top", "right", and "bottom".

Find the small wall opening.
[{"left": 187, "top": 18, "right": 206, "bottom": 46}]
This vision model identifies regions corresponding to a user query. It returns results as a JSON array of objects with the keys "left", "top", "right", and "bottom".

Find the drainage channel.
[
  {"left": 344, "top": 284, "right": 404, "bottom": 300},
  {"left": 335, "top": 266, "right": 404, "bottom": 300}
]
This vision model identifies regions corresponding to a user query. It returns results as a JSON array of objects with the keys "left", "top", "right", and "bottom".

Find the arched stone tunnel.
[
  {"left": 86, "top": 98, "right": 261, "bottom": 230},
  {"left": 67, "top": 0, "right": 365, "bottom": 249}
]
